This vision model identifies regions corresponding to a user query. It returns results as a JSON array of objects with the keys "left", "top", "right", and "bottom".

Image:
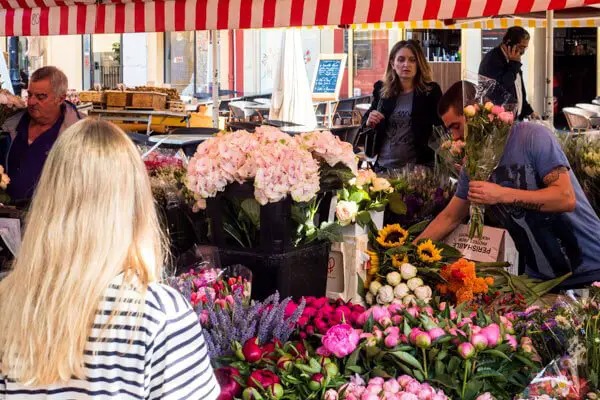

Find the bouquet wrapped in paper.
[{"left": 462, "top": 76, "right": 517, "bottom": 239}]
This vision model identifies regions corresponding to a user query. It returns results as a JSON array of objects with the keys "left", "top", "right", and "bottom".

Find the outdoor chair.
[
  {"left": 563, "top": 107, "right": 596, "bottom": 132},
  {"left": 229, "top": 101, "right": 259, "bottom": 122}
]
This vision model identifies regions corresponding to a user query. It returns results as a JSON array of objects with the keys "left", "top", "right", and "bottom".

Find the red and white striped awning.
[{"left": 0, "top": 0, "right": 599, "bottom": 36}]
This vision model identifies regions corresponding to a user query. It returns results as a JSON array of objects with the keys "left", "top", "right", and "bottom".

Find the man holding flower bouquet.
[{"left": 416, "top": 81, "right": 600, "bottom": 290}]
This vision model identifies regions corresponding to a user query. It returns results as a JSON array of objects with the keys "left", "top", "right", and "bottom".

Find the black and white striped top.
[{"left": 0, "top": 277, "right": 220, "bottom": 400}]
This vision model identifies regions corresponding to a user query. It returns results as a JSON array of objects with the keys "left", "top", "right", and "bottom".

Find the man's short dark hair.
[
  {"left": 438, "top": 80, "right": 476, "bottom": 117},
  {"left": 503, "top": 27, "right": 530, "bottom": 45}
]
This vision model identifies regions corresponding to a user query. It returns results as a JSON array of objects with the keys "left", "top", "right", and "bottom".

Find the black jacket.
[
  {"left": 361, "top": 80, "right": 442, "bottom": 166},
  {"left": 478, "top": 46, "right": 534, "bottom": 120}
]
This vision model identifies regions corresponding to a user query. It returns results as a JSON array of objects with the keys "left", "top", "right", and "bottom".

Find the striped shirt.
[{"left": 0, "top": 277, "right": 220, "bottom": 400}]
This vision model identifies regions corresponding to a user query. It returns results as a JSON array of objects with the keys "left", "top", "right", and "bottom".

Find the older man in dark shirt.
[{"left": 2, "top": 66, "right": 81, "bottom": 202}]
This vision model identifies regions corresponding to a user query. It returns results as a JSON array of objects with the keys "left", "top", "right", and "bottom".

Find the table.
[
  {"left": 89, "top": 109, "right": 189, "bottom": 134},
  {"left": 245, "top": 103, "right": 271, "bottom": 121}
]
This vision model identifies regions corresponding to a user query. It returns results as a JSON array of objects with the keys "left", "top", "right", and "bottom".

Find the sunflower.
[
  {"left": 391, "top": 253, "right": 409, "bottom": 268},
  {"left": 366, "top": 250, "right": 380, "bottom": 275},
  {"left": 417, "top": 239, "right": 443, "bottom": 263},
  {"left": 376, "top": 224, "right": 409, "bottom": 248}
]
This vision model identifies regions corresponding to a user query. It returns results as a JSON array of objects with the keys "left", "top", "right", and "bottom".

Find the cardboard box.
[{"left": 443, "top": 224, "right": 519, "bottom": 275}]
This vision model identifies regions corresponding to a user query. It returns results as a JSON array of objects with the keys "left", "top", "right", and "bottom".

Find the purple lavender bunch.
[{"left": 201, "top": 290, "right": 305, "bottom": 359}]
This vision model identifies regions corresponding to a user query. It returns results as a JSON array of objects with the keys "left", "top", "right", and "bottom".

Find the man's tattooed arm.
[
  {"left": 543, "top": 166, "right": 569, "bottom": 186},
  {"left": 512, "top": 200, "right": 543, "bottom": 211}
]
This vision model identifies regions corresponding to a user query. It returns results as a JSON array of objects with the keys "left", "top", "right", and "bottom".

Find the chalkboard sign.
[
  {"left": 481, "top": 29, "right": 506, "bottom": 59},
  {"left": 312, "top": 54, "right": 347, "bottom": 101}
]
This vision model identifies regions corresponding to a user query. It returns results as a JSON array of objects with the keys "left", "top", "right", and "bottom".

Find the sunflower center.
[
  {"left": 386, "top": 232, "right": 404, "bottom": 243},
  {"left": 422, "top": 249, "right": 433, "bottom": 257}
]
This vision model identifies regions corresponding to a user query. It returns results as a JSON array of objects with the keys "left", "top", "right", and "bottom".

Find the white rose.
[
  {"left": 403, "top": 295, "right": 417, "bottom": 305},
  {"left": 400, "top": 263, "right": 418, "bottom": 280},
  {"left": 386, "top": 272, "right": 402, "bottom": 286},
  {"left": 414, "top": 285, "right": 433, "bottom": 302},
  {"left": 376, "top": 285, "right": 394, "bottom": 305},
  {"left": 393, "top": 283, "right": 410, "bottom": 299},
  {"left": 369, "top": 281, "right": 383, "bottom": 296},
  {"left": 335, "top": 200, "right": 359, "bottom": 226},
  {"left": 407, "top": 277, "right": 424, "bottom": 291},
  {"left": 370, "top": 177, "right": 392, "bottom": 193},
  {"left": 365, "top": 292, "right": 374, "bottom": 305}
]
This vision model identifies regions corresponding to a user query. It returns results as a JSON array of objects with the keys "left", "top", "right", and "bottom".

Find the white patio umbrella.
[{"left": 269, "top": 29, "right": 317, "bottom": 129}]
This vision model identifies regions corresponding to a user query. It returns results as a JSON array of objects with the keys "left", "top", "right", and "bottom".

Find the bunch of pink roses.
[{"left": 331, "top": 375, "right": 449, "bottom": 400}]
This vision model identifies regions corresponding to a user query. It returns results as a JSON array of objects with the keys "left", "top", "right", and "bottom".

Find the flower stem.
[
  {"left": 461, "top": 360, "right": 470, "bottom": 400},
  {"left": 422, "top": 348, "right": 428, "bottom": 379}
]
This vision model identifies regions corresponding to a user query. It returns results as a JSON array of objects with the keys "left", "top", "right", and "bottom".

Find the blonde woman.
[{"left": 0, "top": 119, "right": 220, "bottom": 399}]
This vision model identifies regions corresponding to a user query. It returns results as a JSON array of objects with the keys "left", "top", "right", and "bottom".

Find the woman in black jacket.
[{"left": 362, "top": 40, "right": 442, "bottom": 171}]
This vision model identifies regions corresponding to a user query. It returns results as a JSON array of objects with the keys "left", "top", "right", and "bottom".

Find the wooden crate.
[
  {"left": 130, "top": 92, "right": 167, "bottom": 110},
  {"left": 105, "top": 91, "right": 132, "bottom": 108},
  {"left": 79, "top": 91, "right": 105, "bottom": 104},
  {"left": 168, "top": 101, "right": 185, "bottom": 112}
]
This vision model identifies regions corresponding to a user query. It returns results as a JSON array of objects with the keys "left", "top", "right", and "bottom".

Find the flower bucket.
[{"left": 218, "top": 240, "right": 331, "bottom": 301}]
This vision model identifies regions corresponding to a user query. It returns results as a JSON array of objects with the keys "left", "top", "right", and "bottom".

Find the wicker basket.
[
  {"left": 105, "top": 91, "right": 132, "bottom": 108},
  {"left": 79, "top": 91, "right": 105, "bottom": 104},
  {"left": 130, "top": 92, "right": 167, "bottom": 110}
]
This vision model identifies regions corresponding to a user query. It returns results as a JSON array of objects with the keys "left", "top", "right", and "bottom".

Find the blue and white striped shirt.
[{"left": 0, "top": 277, "right": 220, "bottom": 400}]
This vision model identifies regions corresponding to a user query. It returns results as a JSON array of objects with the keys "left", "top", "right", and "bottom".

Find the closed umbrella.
[{"left": 269, "top": 29, "right": 317, "bottom": 130}]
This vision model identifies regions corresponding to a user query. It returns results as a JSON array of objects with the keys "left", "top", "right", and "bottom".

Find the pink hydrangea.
[{"left": 297, "top": 131, "right": 358, "bottom": 175}]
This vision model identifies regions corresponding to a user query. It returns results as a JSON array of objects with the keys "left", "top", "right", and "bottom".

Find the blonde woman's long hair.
[
  {"left": 0, "top": 119, "right": 166, "bottom": 385},
  {"left": 381, "top": 40, "right": 433, "bottom": 99}
]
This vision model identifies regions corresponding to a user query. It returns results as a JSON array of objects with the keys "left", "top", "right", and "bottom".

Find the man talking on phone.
[{"left": 479, "top": 26, "right": 539, "bottom": 120}]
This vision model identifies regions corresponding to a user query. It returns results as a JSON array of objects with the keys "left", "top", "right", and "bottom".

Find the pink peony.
[
  {"left": 324, "top": 389, "right": 339, "bottom": 400},
  {"left": 398, "top": 394, "right": 419, "bottom": 400},
  {"left": 409, "top": 328, "right": 424, "bottom": 344},
  {"left": 593, "top": 282, "right": 600, "bottom": 288},
  {"left": 384, "top": 334, "right": 400, "bottom": 348},
  {"left": 505, "top": 334, "right": 518, "bottom": 351},
  {"left": 405, "top": 381, "right": 422, "bottom": 394},
  {"left": 475, "top": 393, "right": 495, "bottom": 400},
  {"left": 458, "top": 342, "right": 475, "bottom": 359},
  {"left": 383, "top": 379, "right": 400, "bottom": 394},
  {"left": 322, "top": 324, "right": 360, "bottom": 358},
  {"left": 471, "top": 334, "right": 488, "bottom": 350},
  {"left": 480, "top": 324, "right": 501, "bottom": 347},
  {"left": 428, "top": 328, "right": 446, "bottom": 341},
  {"left": 397, "top": 375, "right": 414, "bottom": 388}
]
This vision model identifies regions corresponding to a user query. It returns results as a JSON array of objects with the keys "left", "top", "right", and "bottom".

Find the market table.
[{"left": 88, "top": 109, "right": 190, "bottom": 134}]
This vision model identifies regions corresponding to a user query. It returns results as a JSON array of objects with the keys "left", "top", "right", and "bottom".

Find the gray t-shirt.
[
  {"left": 456, "top": 122, "right": 600, "bottom": 289},
  {"left": 378, "top": 91, "right": 415, "bottom": 169}
]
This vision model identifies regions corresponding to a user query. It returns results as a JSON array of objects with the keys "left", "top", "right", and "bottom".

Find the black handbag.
[{"left": 353, "top": 98, "right": 382, "bottom": 158}]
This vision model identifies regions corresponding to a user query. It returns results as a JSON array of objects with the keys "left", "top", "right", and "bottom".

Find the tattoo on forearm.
[
  {"left": 543, "top": 166, "right": 568, "bottom": 186},
  {"left": 512, "top": 200, "right": 543, "bottom": 211}
]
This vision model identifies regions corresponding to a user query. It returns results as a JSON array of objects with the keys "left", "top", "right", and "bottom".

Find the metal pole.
[
  {"left": 211, "top": 30, "right": 220, "bottom": 129},
  {"left": 545, "top": 10, "right": 554, "bottom": 123}
]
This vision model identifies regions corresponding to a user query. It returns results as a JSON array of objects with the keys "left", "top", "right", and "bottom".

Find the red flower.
[
  {"left": 284, "top": 302, "right": 298, "bottom": 318},
  {"left": 312, "top": 297, "right": 329, "bottom": 309},
  {"left": 248, "top": 370, "right": 280, "bottom": 389},
  {"left": 215, "top": 367, "right": 242, "bottom": 399},
  {"left": 242, "top": 338, "right": 262, "bottom": 363},
  {"left": 297, "top": 316, "right": 309, "bottom": 328},
  {"left": 303, "top": 307, "right": 318, "bottom": 319}
]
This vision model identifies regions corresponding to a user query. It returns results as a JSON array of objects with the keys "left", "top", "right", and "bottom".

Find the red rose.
[
  {"left": 314, "top": 318, "right": 329, "bottom": 334},
  {"left": 303, "top": 296, "right": 317, "bottom": 306},
  {"left": 305, "top": 325, "right": 315, "bottom": 336},
  {"left": 333, "top": 306, "right": 352, "bottom": 324},
  {"left": 297, "top": 316, "right": 309, "bottom": 328},
  {"left": 248, "top": 370, "right": 280, "bottom": 389},
  {"left": 284, "top": 302, "right": 298, "bottom": 318},
  {"left": 303, "top": 307, "right": 318, "bottom": 319},
  {"left": 312, "top": 297, "right": 329, "bottom": 309}
]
